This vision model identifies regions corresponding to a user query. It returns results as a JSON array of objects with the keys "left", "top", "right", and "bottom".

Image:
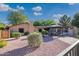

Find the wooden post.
[
  {"left": 61, "top": 28, "right": 63, "bottom": 36},
  {"left": 0, "top": 30, "right": 1, "bottom": 39},
  {"left": 8, "top": 30, "right": 10, "bottom": 38}
]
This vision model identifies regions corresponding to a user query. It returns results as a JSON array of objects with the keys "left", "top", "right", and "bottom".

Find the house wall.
[
  {"left": 28, "top": 24, "right": 38, "bottom": 33},
  {"left": 9, "top": 23, "right": 38, "bottom": 33}
]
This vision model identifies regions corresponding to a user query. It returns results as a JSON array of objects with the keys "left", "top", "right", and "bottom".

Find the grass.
[{"left": 0, "top": 40, "right": 7, "bottom": 48}]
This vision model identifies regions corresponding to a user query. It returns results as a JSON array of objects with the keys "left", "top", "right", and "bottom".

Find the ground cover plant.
[
  {"left": 0, "top": 40, "right": 7, "bottom": 48},
  {"left": 11, "top": 32, "right": 21, "bottom": 39}
]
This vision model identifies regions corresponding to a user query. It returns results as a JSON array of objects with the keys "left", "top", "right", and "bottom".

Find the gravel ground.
[{"left": 0, "top": 36, "right": 77, "bottom": 56}]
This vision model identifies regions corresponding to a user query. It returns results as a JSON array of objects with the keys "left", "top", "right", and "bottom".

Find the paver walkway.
[{"left": 0, "top": 36, "right": 78, "bottom": 56}]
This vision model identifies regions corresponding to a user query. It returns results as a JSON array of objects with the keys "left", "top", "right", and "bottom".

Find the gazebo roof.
[{"left": 37, "top": 24, "right": 63, "bottom": 29}]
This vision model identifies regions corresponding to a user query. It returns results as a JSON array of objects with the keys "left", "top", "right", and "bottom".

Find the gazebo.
[{"left": 37, "top": 25, "right": 64, "bottom": 36}]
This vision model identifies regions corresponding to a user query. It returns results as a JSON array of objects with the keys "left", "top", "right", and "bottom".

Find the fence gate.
[{"left": 0, "top": 30, "right": 10, "bottom": 39}]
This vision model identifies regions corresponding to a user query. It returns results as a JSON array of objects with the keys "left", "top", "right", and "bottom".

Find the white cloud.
[
  {"left": 0, "top": 4, "right": 25, "bottom": 12},
  {"left": 52, "top": 14, "right": 70, "bottom": 22},
  {"left": 68, "top": 3, "right": 75, "bottom": 5},
  {"left": 52, "top": 14, "right": 64, "bottom": 22},
  {"left": 32, "top": 6, "right": 43, "bottom": 16},
  {"left": 33, "top": 12, "right": 42, "bottom": 16},
  {"left": 10, "top": 5, "right": 25, "bottom": 12},
  {"left": 53, "top": 14, "right": 64, "bottom": 19},
  {"left": 17, "top": 5, "right": 24, "bottom": 10},
  {"left": 32, "top": 6, "right": 42, "bottom": 12},
  {"left": 0, "top": 4, "right": 11, "bottom": 11}
]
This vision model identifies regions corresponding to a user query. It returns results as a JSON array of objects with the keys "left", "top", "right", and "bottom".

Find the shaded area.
[
  {"left": 6, "top": 38, "right": 16, "bottom": 41},
  {"left": 0, "top": 46, "right": 38, "bottom": 56},
  {"left": 43, "top": 35, "right": 57, "bottom": 42}
]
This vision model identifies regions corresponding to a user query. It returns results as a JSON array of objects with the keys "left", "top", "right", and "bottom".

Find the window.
[{"left": 19, "top": 28, "right": 24, "bottom": 33}]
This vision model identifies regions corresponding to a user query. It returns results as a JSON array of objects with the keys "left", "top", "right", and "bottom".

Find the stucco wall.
[
  {"left": 28, "top": 24, "right": 38, "bottom": 33},
  {"left": 9, "top": 23, "right": 38, "bottom": 33}
]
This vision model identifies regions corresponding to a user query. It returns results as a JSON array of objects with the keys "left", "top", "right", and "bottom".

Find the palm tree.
[
  {"left": 59, "top": 15, "right": 71, "bottom": 28},
  {"left": 59, "top": 15, "right": 71, "bottom": 34}
]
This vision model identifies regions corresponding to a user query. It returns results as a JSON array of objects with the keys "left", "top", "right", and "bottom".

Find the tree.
[
  {"left": 33, "top": 19, "right": 56, "bottom": 26},
  {"left": 8, "top": 11, "right": 28, "bottom": 25},
  {"left": 33, "top": 21, "right": 41, "bottom": 26},
  {"left": 72, "top": 13, "right": 79, "bottom": 28},
  {"left": 0, "top": 22, "right": 5, "bottom": 30},
  {"left": 59, "top": 15, "right": 71, "bottom": 28}
]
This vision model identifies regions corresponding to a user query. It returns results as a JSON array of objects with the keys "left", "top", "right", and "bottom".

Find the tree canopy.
[
  {"left": 0, "top": 22, "right": 5, "bottom": 30},
  {"left": 72, "top": 13, "right": 79, "bottom": 27},
  {"left": 8, "top": 11, "right": 28, "bottom": 25},
  {"left": 33, "top": 19, "right": 56, "bottom": 26}
]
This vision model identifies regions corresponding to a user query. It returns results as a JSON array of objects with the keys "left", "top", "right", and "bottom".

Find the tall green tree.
[
  {"left": 33, "top": 19, "right": 56, "bottom": 26},
  {"left": 72, "top": 13, "right": 79, "bottom": 28},
  {"left": 33, "top": 21, "right": 41, "bottom": 26},
  {"left": 0, "top": 22, "right": 5, "bottom": 30},
  {"left": 8, "top": 11, "right": 28, "bottom": 25},
  {"left": 59, "top": 15, "right": 71, "bottom": 28}
]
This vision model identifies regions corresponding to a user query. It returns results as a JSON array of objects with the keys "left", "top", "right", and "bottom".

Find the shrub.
[
  {"left": 77, "top": 32, "right": 79, "bottom": 38},
  {"left": 11, "top": 32, "right": 21, "bottom": 38},
  {"left": 0, "top": 40, "right": 7, "bottom": 48},
  {"left": 24, "top": 32, "right": 29, "bottom": 35},
  {"left": 78, "top": 32, "right": 79, "bottom": 35},
  {"left": 41, "top": 29, "right": 48, "bottom": 35},
  {"left": 0, "top": 22, "right": 5, "bottom": 30},
  {"left": 27, "top": 32, "right": 43, "bottom": 48}
]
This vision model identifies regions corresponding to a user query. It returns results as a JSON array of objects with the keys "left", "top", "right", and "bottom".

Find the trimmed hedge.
[
  {"left": 0, "top": 40, "right": 7, "bottom": 48},
  {"left": 11, "top": 32, "right": 21, "bottom": 38},
  {"left": 24, "top": 32, "right": 29, "bottom": 35},
  {"left": 27, "top": 32, "right": 43, "bottom": 48},
  {"left": 41, "top": 29, "right": 48, "bottom": 35}
]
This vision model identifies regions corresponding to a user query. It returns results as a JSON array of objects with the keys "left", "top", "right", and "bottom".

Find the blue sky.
[{"left": 0, "top": 3, "right": 79, "bottom": 24}]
